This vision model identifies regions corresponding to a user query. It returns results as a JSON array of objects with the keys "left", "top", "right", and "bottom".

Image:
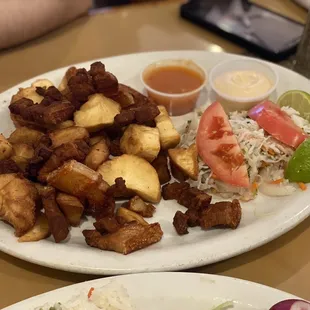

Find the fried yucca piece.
[
  {"left": 155, "top": 106, "right": 180, "bottom": 150},
  {"left": 31, "top": 79, "right": 54, "bottom": 89},
  {"left": 18, "top": 213, "right": 50, "bottom": 242},
  {"left": 116, "top": 207, "right": 148, "bottom": 226},
  {"left": 8, "top": 127, "right": 44, "bottom": 147},
  {"left": 125, "top": 195, "right": 155, "bottom": 218},
  {"left": 0, "top": 174, "right": 38, "bottom": 236},
  {"left": 11, "top": 143, "right": 35, "bottom": 170},
  {"left": 55, "top": 120, "right": 75, "bottom": 130},
  {"left": 49, "top": 126, "right": 89, "bottom": 149},
  {"left": 120, "top": 124, "right": 160, "bottom": 162},
  {"left": 74, "top": 94, "right": 121, "bottom": 132},
  {"left": 0, "top": 134, "right": 13, "bottom": 160},
  {"left": 11, "top": 86, "right": 43, "bottom": 104},
  {"left": 98, "top": 154, "right": 161, "bottom": 203},
  {"left": 168, "top": 143, "right": 198, "bottom": 180},
  {"left": 47, "top": 160, "right": 109, "bottom": 198},
  {"left": 85, "top": 138, "right": 110, "bottom": 170},
  {"left": 56, "top": 192, "right": 84, "bottom": 227}
]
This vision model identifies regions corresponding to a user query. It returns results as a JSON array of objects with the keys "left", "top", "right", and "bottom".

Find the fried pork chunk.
[
  {"left": 173, "top": 211, "right": 189, "bottom": 235},
  {"left": 110, "top": 83, "right": 154, "bottom": 108},
  {"left": 151, "top": 153, "right": 171, "bottom": 185},
  {"left": 200, "top": 199, "right": 242, "bottom": 230},
  {"left": 93, "top": 216, "right": 120, "bottom": 234},
  {"left": 89, "top": 62, "right": 119, "bottom": 97},
  {"left": 162, "top": 182, "right": 190, "bottom": 200},
  {"left": 106, "top": 177, "right": 134, "bottom": 199},
  {"left": 0, "top": 159, "right": 22, "bottom": 174},
  {"left": 38, "top": 140, "right": 90, "bottom": 182},
  {"left": 83, "top": 222, "right": 163, "bottom": 255},
  {"left": 162, "top": 182, "right": 241, "bottom": 235},
  {"left": 162, "top": 182, "right": 212, "bottom": 210},
  {"left": 9, "top": 87, "right": 76, "bottom": 129},
  {"left": 177, "top": 187, "right": 212, "bottom": 210},
  {"left": 41, "top": 188, "right": 69, "bottom": 243},
  {"left": 67, "top": 68, "right": 95, "bottom": 103},
  {"left": 27, "top": 135, "right": 53, "bottom": 179},
  {"left": 114, "top": 102, "right": 160, "bottom": 127},
  {"left": 109, "top": 84, "right": 135, "bottom": 108},
  {"left": 0, "top": 174, "right": 38, "bottom": 236},
  {"left": 47, "top": 160, "right": 111, "bottom": 218},
  {"left": 122, "top": 195, "right": 155, "bottom": 218},
  {"left": 67, "top": 62, "right": 119, "bottom": 105},
  {"left": 58, "top": 66, "right": 78, "bottom": 93}
]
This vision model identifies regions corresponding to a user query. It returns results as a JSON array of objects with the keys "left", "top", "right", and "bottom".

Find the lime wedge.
[
  {"left": 277, "top": 90, "right": 310, "bottom": 122},
  {"left": 285, "top": 139, "right": 310, "bottom": 183}
]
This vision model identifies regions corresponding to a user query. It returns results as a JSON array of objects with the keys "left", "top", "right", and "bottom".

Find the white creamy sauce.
[{"left": 214, "top": 70, "right": 273, "bottom": 98}]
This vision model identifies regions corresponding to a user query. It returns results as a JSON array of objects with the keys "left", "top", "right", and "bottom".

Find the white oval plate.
[
  {"left": 4, "top": 272, "right": 305, "bottom": 310},
  {"left": 0, "top": 51, "right": 310, "bottom": 275}
]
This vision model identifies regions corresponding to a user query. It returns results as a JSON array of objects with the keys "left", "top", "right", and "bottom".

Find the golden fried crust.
[
  {"left": 58, "top": 67, "right": 78, "bottom": 93},
  {"left": 83, "top": 222, "right": 163, "bottom": 255},
  {"left": 168, "top": 143, "right": 199, "bottom": 181},
  {"left": 10, "top": 113, "right": 52, "bottom": 131},
  {"left": 0, "top": 174, "right": 38, "bottom": 236},
  {"left": 38, "top": 140, "right": 90, "bottom": 182},
  {"left": 199, "top": 199, "right": 242, "bottom": 230}
]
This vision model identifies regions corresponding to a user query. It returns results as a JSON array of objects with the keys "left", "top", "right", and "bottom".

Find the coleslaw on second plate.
[{"left": 36, "top": 281, "right": 134, "bottom": 310}]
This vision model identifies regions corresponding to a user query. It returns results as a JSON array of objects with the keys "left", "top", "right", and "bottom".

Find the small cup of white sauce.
[{"left": 209, "top": 58, "right": 278, "bottom": 112}]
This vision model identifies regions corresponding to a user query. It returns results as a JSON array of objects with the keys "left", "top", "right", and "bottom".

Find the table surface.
[{"left": 0, "top": 0, "right": 309, "bottom": 308}]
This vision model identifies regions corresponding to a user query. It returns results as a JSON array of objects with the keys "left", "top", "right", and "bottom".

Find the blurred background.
[
  {"left": 93, "top": 0, "right": 175, "bottom": 7},
  {"left": 92, "top": 0, "right": 310, "bottom": 9}
]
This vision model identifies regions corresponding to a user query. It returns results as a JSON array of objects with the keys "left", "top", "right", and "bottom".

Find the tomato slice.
[
  {"left": 248, "top": 101, "right": 307, "bottom": 149},
  {"left": 197, "top": 102, "right": 250, "bottom": 188}
]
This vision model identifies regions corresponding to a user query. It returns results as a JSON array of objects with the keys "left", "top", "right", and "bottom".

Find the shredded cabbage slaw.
[{"left": 181, "top": 106, "right": 310, "bottom": 201}]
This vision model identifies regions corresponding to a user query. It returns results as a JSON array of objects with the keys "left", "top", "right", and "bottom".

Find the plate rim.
[
  {"left": 4, "top": 272, "right": 304, "bottom": 309},
  {"left": 0, "top": 50, "right": 309, "bottom": 275},
  {"left": 2, "top": 49, "right": 308, "bottom": 95}
]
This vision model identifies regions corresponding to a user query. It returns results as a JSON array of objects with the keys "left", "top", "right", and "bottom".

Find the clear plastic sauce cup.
[
  {"left": 209, "top": 58, "right": 279, "bottom": 113},
  {"left": 141, "top": 59, "right": 207, "bottom": 116}
]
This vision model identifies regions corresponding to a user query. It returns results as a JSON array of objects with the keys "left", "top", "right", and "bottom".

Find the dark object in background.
[
  {"left": 93, "top": 0, "right": 154, "bottom": 7},
  {"left": 180, "top": 0, "right": 304, "bottom": 61},
  {"left": 93, "top": 0, "right": 130, "bottom": 7}
]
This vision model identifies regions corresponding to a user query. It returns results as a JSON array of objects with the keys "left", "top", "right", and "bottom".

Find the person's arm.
[{"left": 0, "top": 0, "right": 92, "bottom": 49}]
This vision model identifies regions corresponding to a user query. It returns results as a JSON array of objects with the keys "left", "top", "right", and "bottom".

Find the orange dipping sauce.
[
  {"left": 141, "top": 59, "right": 206, "bottom": 116},
  {"left": 144, "top": 66, "right": 204, "bottom": 94}
]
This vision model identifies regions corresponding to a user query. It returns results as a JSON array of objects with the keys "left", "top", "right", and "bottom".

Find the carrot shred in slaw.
[
  {"left": 88, "top": 287, "right": 95, "bottom": 299},
  {"left": 270, "top": 178, "right": 284, "bottom": 184},
  {"left": 251, "top": 182, "right": 258, "bottom": 192},
  {"left": 298, "top": 182, "right": 307, "bottom": 191},
  {"left": 211, "top": 173, "right": 218, "bottom": 179}
]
